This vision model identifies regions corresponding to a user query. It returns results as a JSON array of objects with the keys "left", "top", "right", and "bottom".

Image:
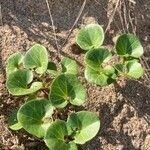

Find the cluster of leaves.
[
  {"left": 6, "top": 24, "right": 144, "bottom": 149},
  {"left": 76, "top": 24, "right": 144, "bottom": 86},
  {"left": 6, "top": 44, "right": 100, "bottom": 150}
]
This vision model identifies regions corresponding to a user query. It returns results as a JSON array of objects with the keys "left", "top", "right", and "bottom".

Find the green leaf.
[
  {"left": 6, "top": 69, "right": 42, "bottom": 95},
  {"left": 23, "top": 44, "right": 48, "bottom": 74},
  {"left": 49, "top": 74, "right": 86, "bottom": 108},
  {"left": 115, "top": 33, "right": 143, "bottom": 58},
  {"left": 114, "top": 64, "right": 125, "bottom": 75},
  {"left": 103, "top": 65, "right": 116, "bottom": 76},
  {"left": 6, "top": 52, "right": 23, "bottom": 76},
  {"left": 67, "top": 111, "right": 100, "bottom": 144},
  {"left": 61, "top": 57, "right": 78, "bottom": 75},
  {"left": 17, "top": 99, "right": 54, "bottom": 138},
  {"left": 85, "top": 48, "right": 112, "bottom": 68},
  {"left": 85, "top": 66, "right": 116, "bottom": 86},
  {"left": 8, "top": 109, "right": 22, "bottom": 130},
  {"left": 47, "top": 62, "right": 59, "bottom": 76},
  {"left": 45, "top": 120, "right": 77, "bottom": 150},
  {"left": 126, "top": 61, "right": 144, "bottom": 79},
  {"left": 76, "top": 24, "right": 104, "bottom": 51},
  {"left": 84, "top": 48, "right": 116, "bottom": 86}
]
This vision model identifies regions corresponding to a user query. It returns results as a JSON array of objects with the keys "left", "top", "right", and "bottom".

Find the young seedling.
[
  {"left": 61, "top": 57, "right": 78, "bottom": 75},
  {"left": 67, "top": 111, "right": 100, "bottom": 144},
  {"left": 84, "top": 48, "right": 116, "bottom": 86},
  {"left": 76, "top": 24, "right": 144, "bottom": 86},
  {"left": 45, "top": 120, "right": 78, "bottom": 150},
  {"left": 45, "top": 111, "right": 100, "bottom": 150},
  {"left": 115, "top": 33, "right": 143, "bottom": 58},
  {"left": 6, "top": 69, "right": 43, "bottom": 95},
  {"left": 114, "top": 33, "right": 144, "bottom": 79},
  {"left": 17, "top": 99, "right": 54, "bottom": 138},
  {"left": 76, "top": 24, "right": 104, "bottom": 51},
  {"left": 23, "top": 44, "right": 48, "bottom": 74},
  {"left": 6, "top": 52, "right": 23, "bottom": 76},
  {"left": 47, "top": 57, "right": 78, "bottom": 76},
  {"left": 6, "top": 44, "right": 100, "bottom": 150},
  {"left": 49, "top": 74, "right": 87, "bottom": 108}
]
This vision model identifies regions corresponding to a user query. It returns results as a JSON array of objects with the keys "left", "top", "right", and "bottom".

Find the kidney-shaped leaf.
[
  {"left": 115, "top": 33, "right": 143, "bottom": 58},
  {"left": 23, "top": 44, "right": 48, "bottom": 74},
  {"left": 8, "top": 109, "right": 22, "bottom": 130},
  {"left": 17, "top": 99, "right": 54, "bottom": 138},
  {"left": 85, "top": 48, "right": 112, "bottom": 68},
  {"left": 85, "top": 66, "right": 116, "bottom": 86},
  {"left": 45, "top": 120, "right": 77, "bottom": 150},
  {"left": 6, "top": 52, "right": 23, "bottom": 76},
  {"left": 49, "top": 74, "right": 86, "bottom": 108},
  {"left": 67, "top": 111, "right": 100, "bottom": 144},
  {"left": 76, "top": 24, "right": 104, "bottom": 50},
  {"left": 6, "top": 69, "right": 42, "bottom": 95},
  {"left": 126, "top": 61, "right": 144, "bottom": 79},
  {"left": 61, "top": 57, "right": 78, "bottom": 75},
  {"left": 84, "top": 48, "right": 116, "bottom": 86}
]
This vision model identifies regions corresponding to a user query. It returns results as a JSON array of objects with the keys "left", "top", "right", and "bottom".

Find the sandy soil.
[{"left": 0, "top": 0, "right": 150, "bottom": 150}]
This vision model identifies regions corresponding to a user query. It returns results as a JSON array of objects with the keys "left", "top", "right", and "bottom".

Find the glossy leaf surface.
[
  {"left": 6, "top": 52, "right": 23, "bottom": 76},
  {"left": 6, "top": 69, "right": 42, "bottom": 95},
  {"left": 76, "top": 24, "right": 104, "bottom": 50},
  {"left": 17, "top": 99, "right": 54, "bottom": 138},
  {"left": 85, "top": 48, "right": 112, "bottom": 68},
  {"left": 24, "top": 44, "right": 48, "bottom": 74},
  {"left": 67, "top": 111, "right": 100, "bottom": 144},
  {"left": 61, "top": 57, "right": 78, "bottom": 75},
  {"left": 45, "top": 120, "right": 77, "bottom": 150},
  {"left": 126, "top": 61, "right": 144, "bottom": 79},
  {"left": 49, "top": 74, "right": 86, "bottom": 108},
  {"left": 84, "top": 48, "right": 116, "bottom": 86},
  {"left": 115, "top": 34, "right": 143, "bottom": 58}
]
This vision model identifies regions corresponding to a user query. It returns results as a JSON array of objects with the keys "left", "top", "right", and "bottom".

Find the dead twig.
[
  {"left": 141, "top": 57, "right": 150, "bottom": 82},
  {"left": 59, "top": 0, "right": 87, "bottom": 51},
  {"left": 123, "top": 0, "right": 129, "bottom": 32},
  {"left": 0, "top": 4, "right": 3, "bottom": 26},
  {"left": 45, "top": 0, "right": 59, "bottom": 51},
  {"left": 45, "top": 0, "right": 86, "bottom": 59},
  {"left": 105, "top": 0, "right": 120, "bottom": 33},
  {"left": 117, "top": 8, "right": 126, "bottom": 33},
  {"left": 128, "top": 0, "right": 136, "bottom": 4},
  {"left": 128, "top": 1, "right": 136, "bottom": 34},
  {"left": 117, "top": 0, "right": 127, "bottom": 33}
]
